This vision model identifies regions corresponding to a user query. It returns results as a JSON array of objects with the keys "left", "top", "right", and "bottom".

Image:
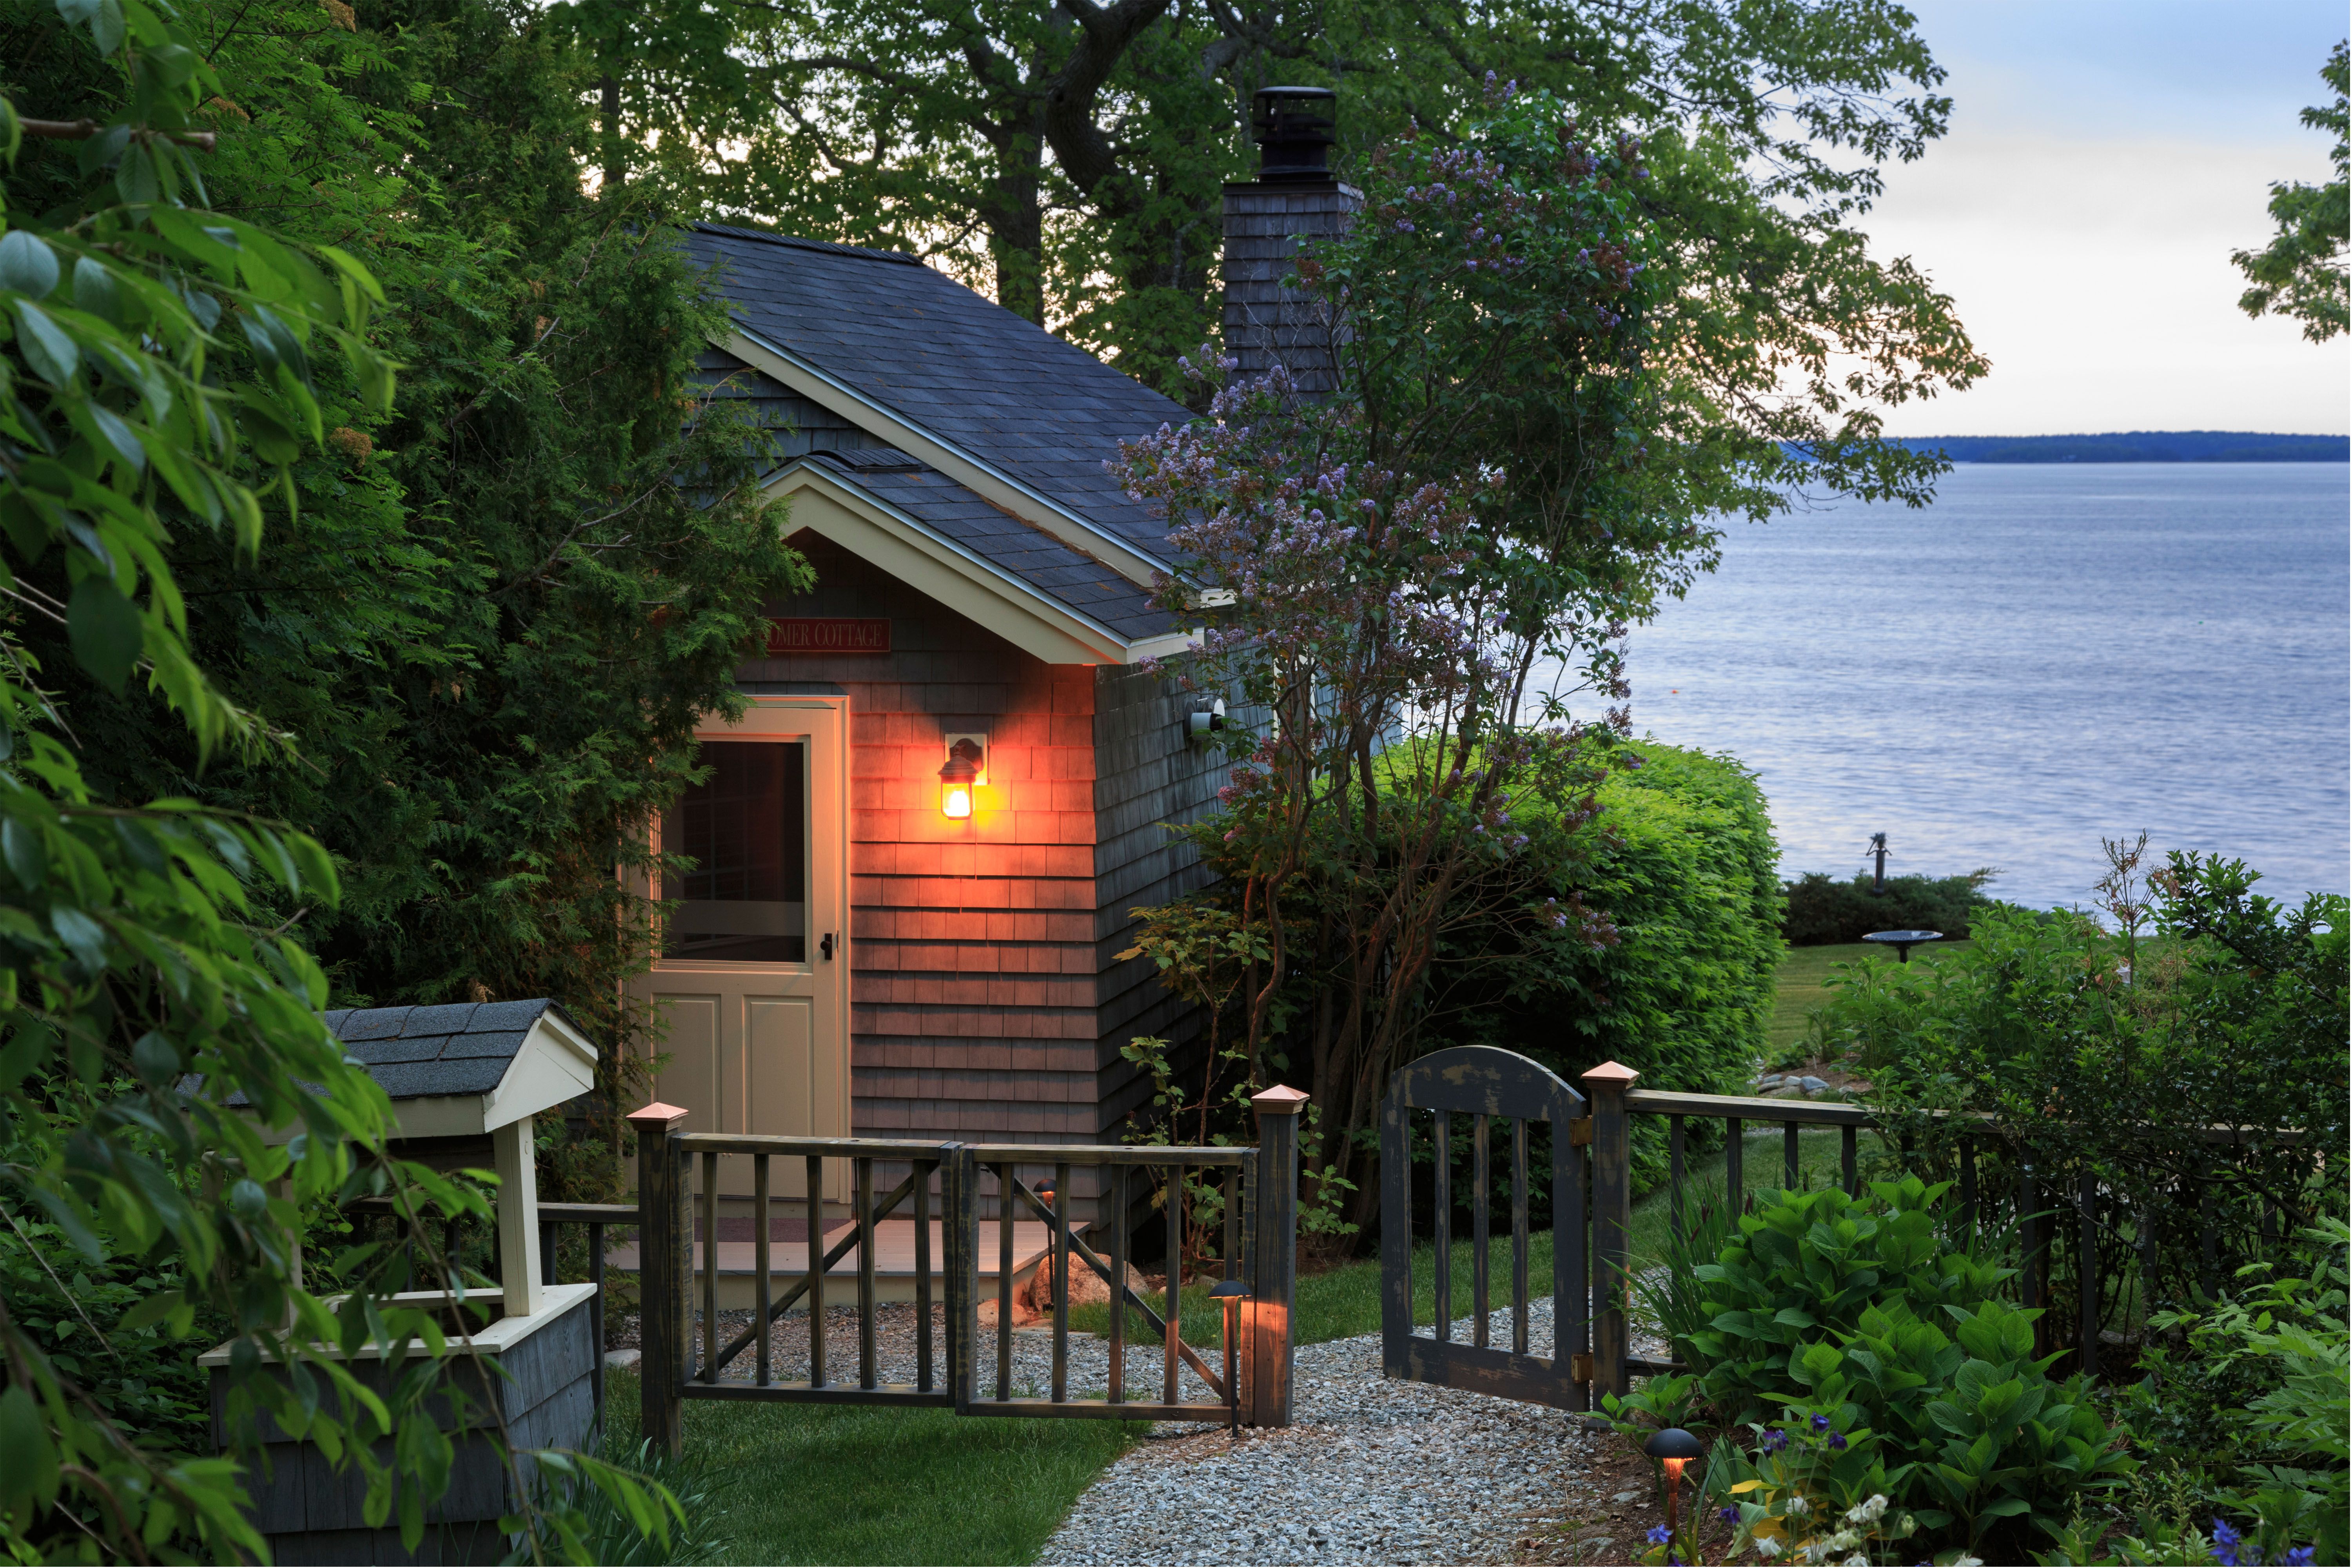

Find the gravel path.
[
  {"left": 1041, "top": 1299, "right": 1665, "bottom": 1567},
  {"left": 618, "top": 1293, "right": 1671, "bottom": 1565}
]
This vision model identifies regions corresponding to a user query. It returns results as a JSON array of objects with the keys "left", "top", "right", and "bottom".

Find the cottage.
[{"left": 633, "top": 89, "right": 1359, "bottom": 1230}]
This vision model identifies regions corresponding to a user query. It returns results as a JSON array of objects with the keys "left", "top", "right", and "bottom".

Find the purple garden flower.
[
  {"left": 2283, "top": 1548, "right": 2314, "bottom": 1566},
  {"left": 1810, "top": 1414, "right": 1831, "bottom": 1432},
  {"left": 1645, "top": 1525, "right": 1672, "bottom": 1545},
  {"left": 1761, "top": 1428, "right": 1789, "bottom": 1452},
  {"left": 1718, "top": 1506, "right": 1739, "bottom": 1524},
  {"left": 1827, "top": 1432, "right": 1847, "bottom": 1451},
  {"left": 2212, "top": 1519, "right": 2245, "bottom": 1567}
]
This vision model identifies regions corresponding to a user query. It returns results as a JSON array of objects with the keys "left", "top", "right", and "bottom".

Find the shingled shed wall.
[{"left": 740, "top": 534, "right": 1220, "bottom": 1189}]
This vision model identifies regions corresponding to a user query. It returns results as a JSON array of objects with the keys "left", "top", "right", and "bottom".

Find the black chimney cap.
[{"left": 1252, "top": 85, "right": 1337, "bottom": 183}]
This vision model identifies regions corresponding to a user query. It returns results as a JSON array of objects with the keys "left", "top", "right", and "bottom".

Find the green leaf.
[
  {"left": 13, "top": 301, "right": 81, "bottom": 385},
  {"left": 67, "top": 576, "right": 144, "bottom": 691},
  {"left": 3, "top": 818, "right": 46, "bottom": 889},
  {"left": 116, "top": 1288, "right": 187, "bottom": 1335},
  {"left": 0, "top": 231, "right": 61, "bottom": 299},
  {"left": 0, "top": 1384, "right": 60, "bottom": 1514}
]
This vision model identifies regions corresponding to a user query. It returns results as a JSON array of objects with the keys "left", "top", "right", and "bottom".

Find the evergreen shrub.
[{"left": 1781, "top": 867, "right": 2000, "bottom": 945}]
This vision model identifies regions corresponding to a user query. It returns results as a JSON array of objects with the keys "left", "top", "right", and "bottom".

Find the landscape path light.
[
  {"left": 1644, "top": 1426, "right": 1706, "bottom": 1557},
  {"left": 1210, "top": 1277, "right": 1248, "bottom": 1434}
]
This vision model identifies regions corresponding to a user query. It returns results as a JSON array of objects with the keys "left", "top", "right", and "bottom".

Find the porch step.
[{"left": 604, "top": 1218, "right": 1086, "bottom": 1309}]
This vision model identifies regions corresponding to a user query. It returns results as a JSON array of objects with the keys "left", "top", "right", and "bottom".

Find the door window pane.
[{"left": 662, "top": 740, "right": 806, "bottom": 962}]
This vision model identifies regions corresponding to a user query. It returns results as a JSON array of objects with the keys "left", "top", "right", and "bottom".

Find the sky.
[{"left": 1860, "top": 0, "right": 2349, "bottom": 437}]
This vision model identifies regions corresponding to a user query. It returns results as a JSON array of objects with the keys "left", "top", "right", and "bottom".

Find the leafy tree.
[
  {"left": 1114, "top": 89, "right": 1662, "bottom": 1210},
  {"left": 5, "top": 0, "right": 813, "bottom": 1194},
  {"left": 673, "top": 0, "right": 1982, "bottom": 429},
  {"left": 2234, "top": 39, "right": 2349, "bottom": 343},
  {"left": 0, "top": 0, "right": 682, "bottom": 1556}
]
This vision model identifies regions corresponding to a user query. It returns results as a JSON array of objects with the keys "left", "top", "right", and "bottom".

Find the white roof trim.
[
  {"left": 769, "top": 460, "right": 1189, "bottom": 666},
  {"left": 718, "top": 326, "right": 1168, "bottom": 591}
]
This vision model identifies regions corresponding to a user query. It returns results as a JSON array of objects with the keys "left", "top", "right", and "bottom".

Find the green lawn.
[
  {"left": 600, "top": 1369, "right": 1143, "bottom": 1566},
  {"left": 1764, "top": 937, "right": 1970, "bottom": 1061}
]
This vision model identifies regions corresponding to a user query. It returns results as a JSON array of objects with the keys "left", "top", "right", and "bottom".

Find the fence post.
[
  {"left": 1581, "top": 1061, "right": 1639, "bottom": 1406},
  {"left": 628, "top": 1101, "right": 691, "bottom": 1459},
  {"left": 1247, "top": 1085, "right": 1307, "bottom": 1428}
]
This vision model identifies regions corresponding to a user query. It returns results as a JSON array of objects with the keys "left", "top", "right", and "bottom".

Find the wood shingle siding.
[{"left": 740, "top": 535, "right": 1227, "bottom": 1216}]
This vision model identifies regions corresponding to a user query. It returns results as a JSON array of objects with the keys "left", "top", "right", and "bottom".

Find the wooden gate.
[
  {"left": 1379, "top": 1046, "right": 1593, "bottom": 1410},
  {"left": 628, "top": 1091, "right": 1303, "bottom": 1454}
]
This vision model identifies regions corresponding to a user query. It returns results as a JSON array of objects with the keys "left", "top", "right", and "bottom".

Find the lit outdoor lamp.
[
  {"left": 1644, "top": 1427, "right": 1706, "bottom": 1554},
  {"left": 938, "top": 737, "right": 982, "bottom": 820},
  {"left": 1210, "top": 1277, "right": 1249, "bottom": 1433}
]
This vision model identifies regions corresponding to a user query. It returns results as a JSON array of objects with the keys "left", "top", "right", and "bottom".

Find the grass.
[
  {"left": 602, "top": 1369, "right": 1145, "bottom": 1566},
  {"left": 1764, "top": 938, "right": 1971, "bottom": 1061}
]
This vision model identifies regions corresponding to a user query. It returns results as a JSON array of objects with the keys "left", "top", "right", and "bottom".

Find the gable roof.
[
  {"left": 686, "top": 223, "right": 1192, "bottom": 584},
  {"left": 798, "top": 450, "right": 1167, "bottom": 641},
  {"left": 190, "top": 999, "right": 599, "bottom": 1140}
]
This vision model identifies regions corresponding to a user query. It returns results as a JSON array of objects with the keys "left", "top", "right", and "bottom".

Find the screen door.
[{"left": 636, "top": 696, "right": 848, "bottom": 1198}]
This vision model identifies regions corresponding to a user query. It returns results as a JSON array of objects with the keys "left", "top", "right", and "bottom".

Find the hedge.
[{"left": 1421, "top": 737, "right": 1783, "bottom": 1192}]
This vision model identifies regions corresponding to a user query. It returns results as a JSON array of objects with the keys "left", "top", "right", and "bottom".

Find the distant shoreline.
[{"left": 1888, "top": 431, "right": 2348, "bottom": 464}]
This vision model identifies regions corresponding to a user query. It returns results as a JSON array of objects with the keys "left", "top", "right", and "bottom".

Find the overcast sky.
[{"left": 1860, "top": 0, "right": 2348, "bottom": 436}]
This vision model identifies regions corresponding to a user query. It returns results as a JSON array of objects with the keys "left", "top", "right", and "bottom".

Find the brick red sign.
[{"left": 765, "top": 618, "right": 891, "bottom": 655}]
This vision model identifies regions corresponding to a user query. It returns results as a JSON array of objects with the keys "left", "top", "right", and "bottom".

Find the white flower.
[
  {"left": 1844, "top": 1494, "right": 1889, "bottom": 1525},
  {"left": 1786, "top": 1494, "right": 1811, "bottom": 1516},
  {"left": 1842, "top": 1557, "right": 1870, "bottom": 1567},
  {"left": 1954, "top": 1558, "right": 1985, "bottom": 1567},
  {"left": 1753, "top": 1537, "right": 1783, "bottom": 1559}
]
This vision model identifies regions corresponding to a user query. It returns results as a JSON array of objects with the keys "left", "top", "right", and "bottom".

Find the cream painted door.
[{"left": 637, "top": 696, "right": 849, "bottom": 1199}]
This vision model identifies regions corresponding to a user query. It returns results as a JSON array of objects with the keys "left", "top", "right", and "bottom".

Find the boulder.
[
  {"left": 1022, "top": 1257, "right": 1155, "bottom": 1314},
  {"left": 1798, "top": 1075, "right": 1829, "bottom": 1093}
]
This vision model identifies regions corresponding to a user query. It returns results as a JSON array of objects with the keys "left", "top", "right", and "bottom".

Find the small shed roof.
[{"left": 197, "top": 999, "right": 597, "bottom": 1140}]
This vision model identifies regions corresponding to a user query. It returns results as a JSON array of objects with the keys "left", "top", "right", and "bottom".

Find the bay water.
[{"left": 1606, "top": 463, "right": 2350, "bottom": 913}]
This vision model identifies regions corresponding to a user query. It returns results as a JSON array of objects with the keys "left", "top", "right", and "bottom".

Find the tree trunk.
[{"left": 600, "top": 70, "right": 623, "bottom": 199}]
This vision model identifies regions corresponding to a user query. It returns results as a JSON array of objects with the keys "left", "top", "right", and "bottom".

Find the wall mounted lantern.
[{"left": 938, "top": 737, "right": 983, "bottom": 820}]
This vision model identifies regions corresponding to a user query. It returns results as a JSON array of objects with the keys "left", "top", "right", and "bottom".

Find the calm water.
[{"left": 1609, "top": 463, "right": 2350, "bottom": 912}]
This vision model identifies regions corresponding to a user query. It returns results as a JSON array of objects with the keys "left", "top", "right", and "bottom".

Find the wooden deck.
[{"left": 606, "top": 1218, "right": 1083, "bottom": 1308}]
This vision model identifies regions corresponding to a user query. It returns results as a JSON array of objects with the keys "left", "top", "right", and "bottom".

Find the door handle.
[{"left": 820, "top": 932, "right": 836, "bottom": 961}]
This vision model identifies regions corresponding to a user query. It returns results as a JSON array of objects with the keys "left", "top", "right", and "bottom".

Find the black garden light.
[
  {"left": 1211, "top": 1278, "right": 1248, "bottom": 1432},
  {"left": 1644, "top": 1427, "right": 1706, "bottom": 1551}
]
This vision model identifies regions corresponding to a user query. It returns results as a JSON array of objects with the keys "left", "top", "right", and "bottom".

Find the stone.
[
  {"left": 1754, "top": 1074, "right": 1784, "bottom": 1089},
  {"left": 1022, "top": 1257, "right": 1154, "bottom": 1314},
  {"left": 976, "top": 1294, "right": 1042, "bottom": 1330},
  {"left": 1799, "top": 1075, "right": 1829, "bottom": 1093},
  {"left": 603, "top": 1347, "right": 641, "bottom": 1370}
]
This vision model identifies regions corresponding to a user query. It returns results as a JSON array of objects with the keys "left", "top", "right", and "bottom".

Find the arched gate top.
[{"left": 1385, "top": 1045, "right": 1585, "bottom": 1123}]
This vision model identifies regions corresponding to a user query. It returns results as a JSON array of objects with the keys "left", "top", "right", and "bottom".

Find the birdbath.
[{"left": 1864, "top": 928, "right": 1943, "bottom": 963}]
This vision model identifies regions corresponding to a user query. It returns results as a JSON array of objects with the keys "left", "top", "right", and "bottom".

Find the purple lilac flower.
[{"left": 1645, "top": 1525, "right": 1672, "bottom": 1545}]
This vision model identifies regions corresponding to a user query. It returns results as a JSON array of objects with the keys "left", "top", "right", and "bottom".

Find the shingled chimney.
[{"left": 1221, "top": 87, "right": 1362, "bottom": 397}]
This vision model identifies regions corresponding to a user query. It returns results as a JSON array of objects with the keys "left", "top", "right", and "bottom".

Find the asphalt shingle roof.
[
  {"left": 196, "top": 999, "right": 579, "bottom": 1107},
  {"left": 687, "top": 223, "right": 1190, "bottom": 568},
  {"left": 803, "top": 450, "right": 1172, "bottom": 641}
]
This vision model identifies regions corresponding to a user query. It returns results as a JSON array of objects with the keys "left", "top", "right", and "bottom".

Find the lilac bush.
[{"left": 1111, "top": 86, "right": 1704, "bottom": 1212}]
